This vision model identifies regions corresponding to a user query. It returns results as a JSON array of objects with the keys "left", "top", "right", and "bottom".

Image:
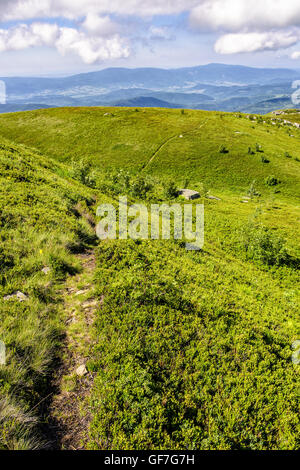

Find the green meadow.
[{"left": 0, "top": 107, "right": 299, "bottom": 450}]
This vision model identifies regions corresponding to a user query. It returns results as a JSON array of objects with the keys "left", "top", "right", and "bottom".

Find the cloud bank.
[
  {"left": 1, "top": 1, "right": 300, "bottom": 63},
  {"left": 0, "top": 22, "right": 130, "bottom": 63},
  {"left": 215, "top": 31, "right": 300, "bottom": 55}
]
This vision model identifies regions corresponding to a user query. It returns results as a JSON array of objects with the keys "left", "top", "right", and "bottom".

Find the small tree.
[
  {"left": 239, "top": 223, "right": 289, "bottom": 266},
  {"left": 265, "top": 176, "right": 280, "bottom": 187},
  {"left": 219, "top": 145, "right": 229, "bottom": 154},
  {"left": 131, "top": 176, "right": 153, "bottom": 199},
  {"left": 70, "top": 158, "right": 96, "bottom": 188},
  {"left": 164, "top": 181, "right": 178, "bottom": 199},
  {"left": 247, "top": 180, "right": 261, "bottom": 199}
]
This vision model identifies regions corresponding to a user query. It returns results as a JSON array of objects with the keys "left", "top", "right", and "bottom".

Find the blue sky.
[{"left": 0, "top": 1, "right": 300, "bottom": 76}]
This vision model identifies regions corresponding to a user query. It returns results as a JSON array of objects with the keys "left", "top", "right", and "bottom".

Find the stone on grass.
[
  {"left": 76, "top": 364, "right": 88, "bottom": 377},
  {"left": 3, "top": 291, "right": 29, "bottom": 302},
  {"left": 75, "top": 289, "right": 88, "bottom": 296},
  {"left": 178, "top": 189, "right": 201, "bottom": 201},
  {"left": 42, "top": 267, "right": 51, "bottom": 275}
]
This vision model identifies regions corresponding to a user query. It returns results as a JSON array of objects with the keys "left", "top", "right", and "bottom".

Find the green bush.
[
  {"left": 265, "top": 176, "right": 280, "bottom": 187},
  {"left": 164, "top": 181, "right": 178, "bottom": 200},
  {"left": 219, "top": 145, "right": 229, "bottom": 154},
  {"left": 108, "top": 169, "right": 131, "bottom": 195},
  {"left": 131, "top": 176, "right": 153, "bottom": 199},
  {"left": 247, "top": 181, "right": 261, "bottom": 198},
  {"left": 70, "top": 158, "right": 96, "bottom": 188},
  {"left": 239, "top": 223, "right": 289, "bottom": 266}
]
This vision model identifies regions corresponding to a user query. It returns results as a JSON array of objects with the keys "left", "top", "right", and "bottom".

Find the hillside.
[
  {"left": 0, "top": 107, "right": 299, "bottom": 450},
  {"left": 114, "top": 96, "right": 181, "bottom": 108},
  {"left": 1, "top": 64, "right": 300, "bottom": 114},
  {"left": 0, "top": 107, "right": 299, "bottom": 199},
  {"left": 0, "top": 138, "right": 108, "bottom": 449}
]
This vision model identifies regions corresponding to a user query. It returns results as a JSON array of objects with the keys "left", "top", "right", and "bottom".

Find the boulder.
[
  {"left": 178, "top": 189, "right": 201, "bottom": 200},
  {"left": 76, "top": 364, "right": 88, "bottom": 377},
  {"left": 4, "top": 291, "right": 29, "bottom": 302},
  {"left": 42, "top": 267, "right": 51, "bottom": 275}
]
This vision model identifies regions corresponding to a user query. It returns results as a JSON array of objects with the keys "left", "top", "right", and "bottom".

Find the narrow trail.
[
  {"left": 47, "top": 249, "right": 99, "bottom": 450},
  {"left": 45, "top": 204, "right": 101, "bottom": 450},
  {"left": 142, "top": 119, "right": 209, "bottom": 170}
]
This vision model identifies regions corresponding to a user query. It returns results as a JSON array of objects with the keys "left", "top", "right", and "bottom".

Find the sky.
[{"left": 1, "top": 1, "right": 300, "bottom": 76}]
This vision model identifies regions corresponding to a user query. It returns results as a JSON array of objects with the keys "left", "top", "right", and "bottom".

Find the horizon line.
[{"left": 1, "top": 62, "right": 300, "bottom": 79}]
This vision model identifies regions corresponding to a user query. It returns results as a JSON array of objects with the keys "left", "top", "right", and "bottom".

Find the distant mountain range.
[{"left": 1, "top": 63, "right": 300, "bottom": 114}]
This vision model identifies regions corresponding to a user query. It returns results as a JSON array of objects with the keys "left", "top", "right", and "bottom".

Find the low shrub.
[
  {"left": 164, "top": 181, "right": 178, "bottom": 200},
  {"left": 131, "top": 176, "right": 153, "bottom": 199},
  {"left": 70, "top": 158, "right": 96, "bottom": 188},
  {"left": 247, "top": 181, "right": 261, "bottom": 198},
  {"left": 239, "top": 223, "right": 289, "bottom": 266},
  {"left": 265, "top": 176, "right": 280, "bottom": 187},
  {"left": 219, "top": 145, "right": 229, "bottom": 154}
]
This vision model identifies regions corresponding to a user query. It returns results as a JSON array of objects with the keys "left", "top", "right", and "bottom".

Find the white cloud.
[
  {"left": 56, "top": 27, "right": 129, "bottom": 63},
  {"left": 2, "top": 1, "right": 300, "bottom": 33},
  {"left": 0, "top": 23, "right": 130, "bottom": 63},
  {"left": 0, "top": 0, "right": 199, "bottom": 21},
  {"left": 190, "top": 1, "right": 300, "bottom": 32},
  {"left": 291, "top": 51, "right": 300, "bottom": 60},
  {"left": 31, "top": 22, "right": 59, "bottom": 45},
  {"left": 1, "top": 1, "right": 300, "bottom": 60},
  {"left": 149, "top": 26, "right": 173, "bottom": 41},
  {"left": 215, "top": 31, "right": 300, "bottom": 54},
  {"left": 82, "top": 14, "right": 119, "bottom": 36}
]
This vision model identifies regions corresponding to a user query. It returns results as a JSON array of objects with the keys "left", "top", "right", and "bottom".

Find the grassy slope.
[
  {"left": 89, "top": 236, "right": 299, "bottom": 450},
  {"left": 0, "top": 138, "right": 101, "bottom": 449},
  {"left": 0, "top": 107, "right": 299, "bottom": 197},
  {"left": 0, "top": 107, "right": 299, "bottom": 450}
]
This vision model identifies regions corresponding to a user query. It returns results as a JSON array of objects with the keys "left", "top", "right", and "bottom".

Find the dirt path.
[
  {"left": 47, "top": 248, "right": 100, "bottom": 449},
  {"left": 143, "top": 119, "right": 209, "bottom": 170}
]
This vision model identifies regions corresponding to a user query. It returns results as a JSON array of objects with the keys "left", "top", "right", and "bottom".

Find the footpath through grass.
[{"left": 0, "top": 138, "right": 102, "bottom": 449}]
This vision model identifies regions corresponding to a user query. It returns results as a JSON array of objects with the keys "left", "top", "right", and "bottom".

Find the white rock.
[
  {"left": 42, "top": 267, "right": 51, "bottom": 275},
  {"left": 178, "top": 189, "right": 201, "bottom": 200},
  {"left": 75, "top": 290, "right": 88, "bottom": 296},
  {"left": 76, "top": 364, "right": 88, "bottom": 377},
  {"left": 4, "top": 291, "right": 29, "bottom": 302},
  {"left": 16, "top": 291, "right": 28, "bottom": 301}
]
